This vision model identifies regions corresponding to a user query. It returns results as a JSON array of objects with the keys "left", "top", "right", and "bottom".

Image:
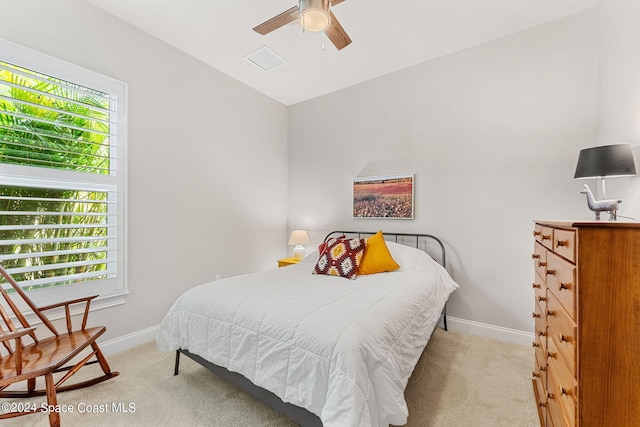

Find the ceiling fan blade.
[
  {"left": 325, "top": 11, "right": 352, "bottom": 50},
  {"left": 253, "top": 6, "right": 299, "bottom": 35}
]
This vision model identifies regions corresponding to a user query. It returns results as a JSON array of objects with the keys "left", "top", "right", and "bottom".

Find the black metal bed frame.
[{"left": 174, "top": 230, "right": 449, "bottom": 427}]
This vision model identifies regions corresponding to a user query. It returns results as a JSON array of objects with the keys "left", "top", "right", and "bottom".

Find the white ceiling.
[{"left": 86, "top": 0, "right": 599, "bottom": 106}]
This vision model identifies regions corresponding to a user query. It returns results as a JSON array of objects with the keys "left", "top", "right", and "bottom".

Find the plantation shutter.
[{"left": 0, "top": 58, "right": 121, "bottom": 291}]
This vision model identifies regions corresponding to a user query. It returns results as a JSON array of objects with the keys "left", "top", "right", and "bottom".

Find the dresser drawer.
[
  {"left": 533, "top": 242, "right": 548, "bottom": 281},
  {"left": 546, "top": 252, "right": 576, "bottom": 319},
  {"left": 533, "top": 270, "right": 547, "bottom": 313},
  {"left": 532, "top": 375, "right": 547, "bottom": 425},
  {"left": 536, "top": 225, "right": 554, "bottom": 250},
  {"left": 546, "top": 291, "right": 577, "bottom": 375},
  {"left": 546, "top": 372, "right": 565, "bottom": 427},
  {"left": 552, "top": 228, "right": 576, "bottom": 263},
  {"left": 533, "top": 223, "right": 543, "bottom": 241},
  {"left": 533, "top": 299, "right": 546, "bottom": 345},
  {"left": 548, "top": 352, "right": 577, "bottom": 427},
  {"left": 535, "top": 343, "right": 548, "bottom": 392},
  {"left": 547, "top": 383, "right": 575, "bottom": 427},
  {"left": 534, "top": 323, "right": 547, "bottom": 350}
]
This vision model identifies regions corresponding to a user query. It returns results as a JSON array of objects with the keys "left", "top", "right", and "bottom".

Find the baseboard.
[
  {"left": 100, "top": 324, "right": 159, "bottom": 355},
  {"left": 99, "top": 318, "right": 533, "bottom": 356},
  {"left": 445, "top": 316, "right": 534, "bottom": 346}
]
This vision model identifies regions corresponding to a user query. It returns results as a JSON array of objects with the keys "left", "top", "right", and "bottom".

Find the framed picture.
[{"left": 353, "top": 174, "right": 414, "bottom": 219}]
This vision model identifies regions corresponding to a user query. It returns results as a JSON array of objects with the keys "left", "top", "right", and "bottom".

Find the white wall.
[
  {"left": 288, "top": 10, "right": 599, "bottom": 336},
  {"left": 5, "top": 0, "right": 637, "bottom": 347},
  {"left": 0, "top": 0, "right": 289, "bottom": 342},
  {"left": 597, "top": 0, "right": 640, "bottom": 214}
]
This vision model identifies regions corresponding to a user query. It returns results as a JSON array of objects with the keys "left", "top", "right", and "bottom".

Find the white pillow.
[{"left": 386, "top": 241, "right": 430, "bottom": 270}]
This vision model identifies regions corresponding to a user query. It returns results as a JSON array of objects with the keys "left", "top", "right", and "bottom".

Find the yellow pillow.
[{"left": 358, "top": 231, "right": 400, "bottom": 275}]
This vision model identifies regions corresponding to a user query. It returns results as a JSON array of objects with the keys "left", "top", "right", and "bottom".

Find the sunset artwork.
[{"left": 353, "top": 174, "right": 414, "bottom": 219}]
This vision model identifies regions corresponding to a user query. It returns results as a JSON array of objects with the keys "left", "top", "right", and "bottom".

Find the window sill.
[{"left": 13, "top": 290, "right": 128, "bottom": 329}]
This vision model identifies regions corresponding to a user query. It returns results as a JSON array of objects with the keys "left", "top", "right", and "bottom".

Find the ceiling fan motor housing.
[{"left": 298, "top": 0, "right": 331, "bottom": 32}]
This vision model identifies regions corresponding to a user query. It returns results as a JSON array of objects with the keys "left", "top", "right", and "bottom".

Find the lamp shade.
[
  {"left": 574, "top": 144, "right": 637, "bottom": 178},
  {"left": 288, "top": 230, "right": 310, "bottom": 246},
  {"left": 288, "top": 230, "right": 310, "bottom": 260},
  {"left": 298, "top": 0, "right": 331, "bottom": 32}
]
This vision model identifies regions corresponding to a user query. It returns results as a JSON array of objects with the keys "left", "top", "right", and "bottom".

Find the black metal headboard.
[{"left": 323, "top": 231, "right": 446, "bottom": 269}]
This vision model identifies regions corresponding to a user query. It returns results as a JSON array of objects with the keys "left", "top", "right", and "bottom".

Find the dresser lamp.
[
  {"left": 288, "top": 230, "right": 310, "bottom": 260},
  {"left": 574, "top": 144, "right": 637, "bottom": 199}
]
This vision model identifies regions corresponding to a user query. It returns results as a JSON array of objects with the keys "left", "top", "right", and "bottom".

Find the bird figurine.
[{"left": 580, "top": 184, "right": 621, "bottom": 220}]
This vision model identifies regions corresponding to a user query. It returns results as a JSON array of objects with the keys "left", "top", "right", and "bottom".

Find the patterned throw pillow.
[
  {"left": 313, "top": 237, "right": 366, "bottom": 280},
  {"left": 317, "top": 234, "right": 344, "bottom": 255}
]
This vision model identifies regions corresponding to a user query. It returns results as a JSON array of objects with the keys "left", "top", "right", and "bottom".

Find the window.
[{"left": 0, "top": 38, "right": 127, "bottom": 310}]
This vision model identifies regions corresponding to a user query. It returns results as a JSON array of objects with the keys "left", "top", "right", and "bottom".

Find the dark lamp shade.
[{"left": 574, "top": 144, "right": 637, "bottom": 179}]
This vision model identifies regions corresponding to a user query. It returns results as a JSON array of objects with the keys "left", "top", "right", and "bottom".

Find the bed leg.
[
  {"left": 174, "top": 350, "right": 181, "bottom": 375},
  {"left": 443, "top": 304, "right": 448, "bottom": 331}
]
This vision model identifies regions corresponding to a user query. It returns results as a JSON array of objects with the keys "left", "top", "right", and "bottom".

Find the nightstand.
[{"left": 277, "top": 257, "right": 300, "bottom": 268}]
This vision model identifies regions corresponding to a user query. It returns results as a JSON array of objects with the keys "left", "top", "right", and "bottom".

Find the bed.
[{"left": 156, "top": 231, "right": 459, "bottom": 427}]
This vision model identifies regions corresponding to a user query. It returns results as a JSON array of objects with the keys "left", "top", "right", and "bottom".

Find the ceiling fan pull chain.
[{"left": 322, "top": 32, "right": 326, "bottom": 51}]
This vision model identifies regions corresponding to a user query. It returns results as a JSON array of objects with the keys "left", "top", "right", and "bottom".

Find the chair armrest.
[
  {"left": 0, "top": 327, "right": 37, "bottom": 375},
  {"left": 37, "top": 295, "right": 99, "bottom": 333},
  {"left": 0, "top": 327, "right": 36, "bottom": 343},
  {"left": 37, "top": 295, "right": 98, "bottom": 312}
]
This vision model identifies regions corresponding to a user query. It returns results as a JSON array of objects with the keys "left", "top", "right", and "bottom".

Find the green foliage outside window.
[{"left": 0, "top": 62, "right": 113, "bottom": 289}]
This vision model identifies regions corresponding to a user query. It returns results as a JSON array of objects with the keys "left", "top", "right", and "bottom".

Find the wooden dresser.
[{"left": 531, "top": 221, "right": 640, "bottom": 427}]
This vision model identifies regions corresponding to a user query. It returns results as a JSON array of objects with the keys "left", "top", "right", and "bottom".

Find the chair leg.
[
  {"left": 91, "top": 341, "right": 112, "bottom": 374},
  {"left": 28, "top": 378, "right": 36, "bottom": 392},
  {"left": 44, "top": 372, "right": 60, "bottom": 427}
]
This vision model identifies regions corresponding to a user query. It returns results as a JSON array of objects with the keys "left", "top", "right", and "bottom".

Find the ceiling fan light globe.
[{"left": 298, "top": 0, "right": 331, "bottom": 32}]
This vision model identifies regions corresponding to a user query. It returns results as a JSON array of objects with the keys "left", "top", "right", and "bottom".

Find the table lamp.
[
  {"left": 574, "top": 144, "right": 637, "bottom": 198},
  {"left": 288, "top": 230, "right": 310, "bottom": 260}
]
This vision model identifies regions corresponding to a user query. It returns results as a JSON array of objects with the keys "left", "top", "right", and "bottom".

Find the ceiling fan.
[{"left": 253, "top": 0, "right": 352, "bottom": 50}]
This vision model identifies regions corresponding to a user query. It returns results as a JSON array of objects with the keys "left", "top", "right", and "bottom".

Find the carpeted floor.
[{"left": 1, "top": 328, "right": 539, "bottom": 426}]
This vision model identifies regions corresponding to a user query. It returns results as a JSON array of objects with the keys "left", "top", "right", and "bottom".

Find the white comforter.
[{"left": 156, "top": 242, "right": 459, "bottom": 427}]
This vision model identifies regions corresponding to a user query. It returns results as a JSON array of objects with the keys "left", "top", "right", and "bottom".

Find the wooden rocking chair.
[{"left": 0, "top": 265, "right": 119, "bottom": 426}]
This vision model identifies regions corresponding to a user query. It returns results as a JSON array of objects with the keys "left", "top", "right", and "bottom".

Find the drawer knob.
[
  {"left": 556, "top": 239, "right": 568, "bottom": 248},
  {"left": 532, "top": 283, "right": 541, "bottom": 289},
  {"left": 533, "top": 230, "right": 542, "bottom": 237},
  {"left": 532, "top": 341, "right": 539, "bottom": 348},
  {"left": 560, "top": 334, "right": 572, "bottom": 343},
  {"left": 537, "top": 261, "right": 547, "bottom": 268},
  {"left": 542, "top": 234, "right": 551, "bottom": 241},
  {"left": 546, "top": 269, "right": 556, "bottom": 275},
  {"left": 537, "top": 296, "right": 547, "bottom": 302},
  {"left": 558, "top": 282, "right": 570, "bottom": 291},
  {"left": 532, "top": 253, "right": 540, "bottom": 259},
  {"left": 547, "top": 351, "right": 556, "bottom": 359},
  {"left": 532, "top": 371, "right": 540, "bottom": 378},
  {"left": 561, "top": 387, "right": 573, "bottom": 396},
  {"left": 532, "top": 312, "right": 541, "bottom": 318},
  {"left": 546, "top": 310, "right": 554, "bottom": 317},
  {"left": 538, "top": 330, "right": 546, "bottom": 337}
]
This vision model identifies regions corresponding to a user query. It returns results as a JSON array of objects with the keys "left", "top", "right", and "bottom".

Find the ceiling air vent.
[{"left": 243, "top": 46, "right": 287, "bottom": 72}]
